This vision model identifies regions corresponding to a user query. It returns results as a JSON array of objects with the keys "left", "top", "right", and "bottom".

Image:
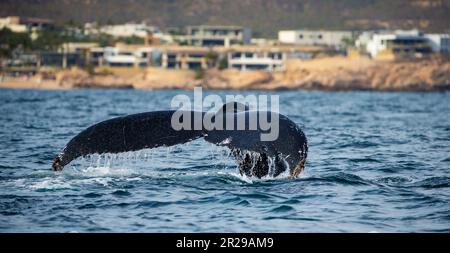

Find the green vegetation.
[
  {"left": 96, "top": 34, "right": 115, "bottom": 47},
  {"left": 0, "top": 28, "right": 32, "bottom": 58},
  {"left": 97, "top": 67, "right": 114, "bottom": 76},
  {"left": 32, "top": 30, "right": 68, "bottom": 51},
  {"left": 218, "top": 57, "right": 228, "bottom": 70},
  {"left": 342, "top": 37, "right": 356, "bottom": 48},
  {"left": 84, "top": 63, "right": 95, "bottom": 75},
  {"left": 118, "top": 36, "right": 145, "bottom": 45},
  {"left": 205, "top": 51, "right": 218, "bottom": 67},
  {"left": 194, "top": 67, "right": 204, "bottom": 80},
  {"left": 0, "top": 27, "right": 146, "bottom": 60}
]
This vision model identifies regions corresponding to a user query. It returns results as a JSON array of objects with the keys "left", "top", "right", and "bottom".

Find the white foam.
[{"left": 29, "top": 177, "right": 73, "bottom": 190}]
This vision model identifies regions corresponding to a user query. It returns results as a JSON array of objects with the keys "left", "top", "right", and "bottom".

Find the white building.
[
  {"left": 0, "top": 16, "right": 55, "bottom": 34},
  {"left": 355, "top": 31, "right": 376, "bottom": 49},
  {"left": 227, "top": 46, "right": 286, "bottom": 71},
  {"left": 158, "top": 46, "right": 210, "bottom": 70},
  {"left": 0, "top": 16, "right": 27, "bottom": 32},
  {"left": 425, "top": 34, "right": 450, "bottom": 53},
  {"left": 100, "top": 46, "right": 152, "bottom": 67},
  {"left": 365, "top": 30, "right": 432, "bottom": 58},
  {"left": 278, "top": 30, "right": 353, "bottom": 48},
  {"left": 86, "top": 22, "right": 161, "bottom": 38},
  {"left": 185, "top": 25, "right": 252, "bottom": 47}
]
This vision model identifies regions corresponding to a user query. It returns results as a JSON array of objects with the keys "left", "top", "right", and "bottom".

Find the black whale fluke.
[{"left": 52, "top": 103, "right": 308, "bottom": 178}]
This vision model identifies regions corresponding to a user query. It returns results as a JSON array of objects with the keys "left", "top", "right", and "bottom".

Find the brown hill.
[{"left": 1, "top": 0, "right": 450, "bottom": 37}]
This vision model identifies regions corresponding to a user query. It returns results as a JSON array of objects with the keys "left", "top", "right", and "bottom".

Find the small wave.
[
  {"left": 413, "top": 177, "right": 450, "bottom": 189},
  {"left": 111, "top": 190, "right": 132, "bottom": 197},
  {"left": 269, "top": 205, "right": 296, "bottom": 213},
  {"left": 14, "top": 98, "right": 46, "bottom": 103},
  {"left": 441, "top": 157, "right": 450, "bottom": 162},
  {"left": 233, "top": 192, "right": 281, "bottom": 200},
  {"left": 136, "top": 200, "right": 174, "bottom": 208},
  {"left": 376, "top": 176, "right": 412, "bottom": 186},
  {"left": 237, "top": 200, "right": 251, "bottom": 206},
  {"left": 83, "top": 192, "right": 103, "bottom": 198},
  {"left": 302, "top": 172, "right": 371, "bottom": 186}
]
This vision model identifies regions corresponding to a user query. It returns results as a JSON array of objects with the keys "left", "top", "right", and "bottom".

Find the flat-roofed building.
[
  {"left": 85, "top": 22, "right": 161, "bottom": 38},
  {"left": 227, "top": 46, "right": 286, "bottom": 71},
  {"left": 99, "top": 44, "right": 152, "bottom": 67},
  {"left": 186, "top": 25, "right": 252, "bottom": 47},
  {"left": 159, "top": 46, "right": 210, "bottom": 69},
  {"left": 425, "top": 34, "right": 450, "bottom": 53},
  {"left": 366, "top": 30, "right": 432, "bottom": 58},
  {"left": 278, "top": 30, "right": 353, "bottom": 48},
  {"left": 61, "top": 42, "right": 99, "bottom": 54},
  {"left": 227, "top": 45, "right": 322, "bottom": 71},
  {"left": 0, "top": 16, "right": 56, "bottom": 33}
]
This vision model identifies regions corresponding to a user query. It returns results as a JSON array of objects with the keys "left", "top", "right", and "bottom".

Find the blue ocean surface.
[{"left": 0, "top": 89, "right": 449, "bottom": 232}]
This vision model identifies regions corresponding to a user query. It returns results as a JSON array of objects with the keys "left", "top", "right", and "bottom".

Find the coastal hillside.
[{"left": 1, "top": 0, "right": 450, "bottom": 37}]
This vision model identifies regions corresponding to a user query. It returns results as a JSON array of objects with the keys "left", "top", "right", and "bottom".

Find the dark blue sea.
[{"left": 0, "top": 89, "right": 449, "bottom": 232}]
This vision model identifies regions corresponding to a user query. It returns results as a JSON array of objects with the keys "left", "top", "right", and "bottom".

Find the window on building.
[
  {"left": 244, "top": 52, "right": 253, "bottom": 58},
  {"left": 247, "top": 64, "right": 268, "bottom": 70},
  {"left": 231, "top": 52, "right": 241, "bottom": 58},
  {"left": 268, "top": 52, "right": 281, "bottom": 59},
  {"left": 92, "top": 52, "right": 104, "bottom": 58},
  {"left": 190, "top": 54, "right": 205, "bottom": 59},
  {"left": 231, "top": 64, "right": 242, "bottom": 70},
  {"left": 167, "top": 54, "right": 177, "bottom": 60}
]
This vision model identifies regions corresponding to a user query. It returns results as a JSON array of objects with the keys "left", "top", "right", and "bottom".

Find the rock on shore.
[{"left": 1, "top": 57, "right": 449, "bottom": 91}]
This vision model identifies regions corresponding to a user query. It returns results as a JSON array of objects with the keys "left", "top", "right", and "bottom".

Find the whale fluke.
[
  {"left": 52, "top": 105, "right": 308, "bottom": 178},
  {"left": 52, "top": 111, "right": 204, "bottom": 171}
]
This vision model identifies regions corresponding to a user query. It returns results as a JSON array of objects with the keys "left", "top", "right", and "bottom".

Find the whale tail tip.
[{"left": 52, "top": 155, "right": 63, "bottom": 171}]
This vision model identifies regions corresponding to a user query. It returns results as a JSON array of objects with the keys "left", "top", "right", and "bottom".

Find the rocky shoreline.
[{"left": 1, "top": 57, "right": 450, "bottom": 91}]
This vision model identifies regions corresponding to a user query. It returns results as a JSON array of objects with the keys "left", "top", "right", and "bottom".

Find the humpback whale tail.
[{"left": 52, "top": 102, "right": 308, "bottom": 178}]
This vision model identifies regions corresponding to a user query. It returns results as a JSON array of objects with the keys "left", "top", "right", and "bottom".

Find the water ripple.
[{"left": 1, "top": 89, "right": 449, "bottom": 232}]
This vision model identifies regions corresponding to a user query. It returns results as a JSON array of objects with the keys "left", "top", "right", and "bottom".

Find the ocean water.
[{"left": 0, "top": 89, "right": 449, "bottom": 232}]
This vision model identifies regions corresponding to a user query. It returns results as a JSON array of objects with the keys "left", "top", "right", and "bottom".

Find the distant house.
[
  {"left": 227, "top": 46, "right": 287, "bottom": 71},
  {"left": 366, "top": 30, "right": 433, "bottom": 58},
  {"left": 85, "top": 44, "right": 152, "bottom": 67},
  {"left": 185, "top": 25, "right": 252, "bottom": 47},
  {"left": 61, "top": 42, "right": 99, "bottom": 54},
  {"left": 89, "top": 47, "right": 106, "bottom": 66},
  {"left": 39, "top": 52, "right": 85, "bottom": 68},
  {"left": 159, "top": 46, "right": 210, "bottom": 70},
  {"left": 102, "top": 45, "right": 152, "bottom": 67},
  {"left": 86, "top": 22, "right": 161, "bottom": 38},
  {"left": 278, "top": 30, "right": 353, "bottom": 48},
  {"left": 0, "top": 16, "right": 56, "bottom": 33},
  {"left": 425, "top": 34, "right": 450, "bottom": 53}
]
